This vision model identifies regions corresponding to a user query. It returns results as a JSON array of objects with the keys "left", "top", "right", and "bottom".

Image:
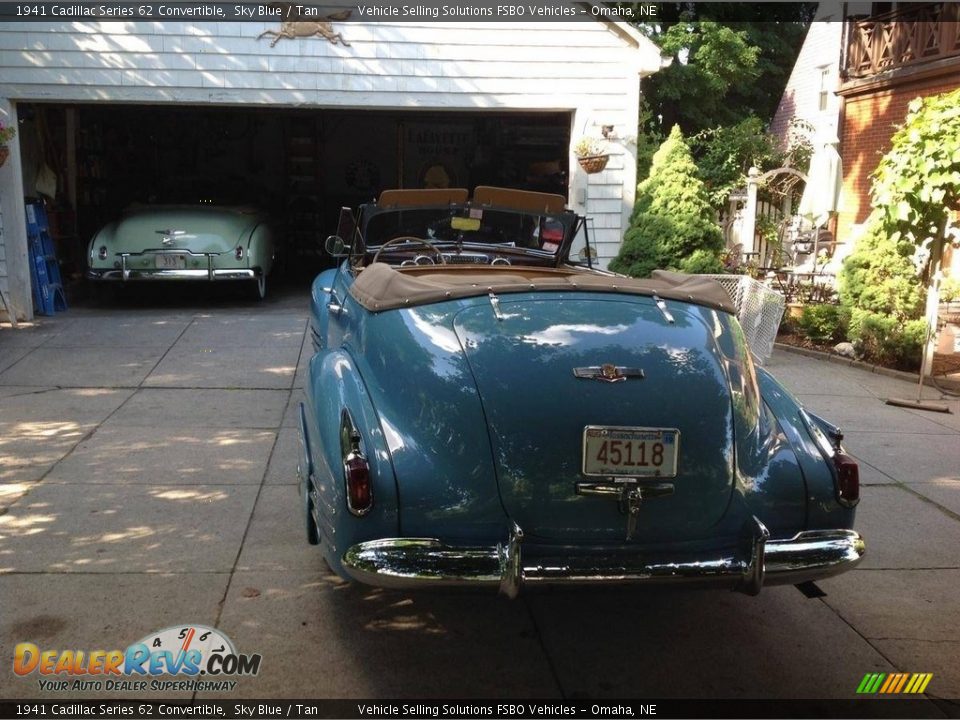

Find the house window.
[{"left": 818, "top": 66, "right": 831, "bottom": 112}]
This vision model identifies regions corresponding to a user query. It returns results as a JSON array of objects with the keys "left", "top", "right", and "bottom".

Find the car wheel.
[{"left": 250, "top": 273, "right": 267, "bottom": 301}]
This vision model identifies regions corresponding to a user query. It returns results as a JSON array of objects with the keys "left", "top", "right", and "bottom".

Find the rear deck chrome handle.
[
  {"left": 575, "top": 481, "right": 674, "bottom": 499},
  {"left": 576, "top": 482, "right": 674, "bottom": 540}
]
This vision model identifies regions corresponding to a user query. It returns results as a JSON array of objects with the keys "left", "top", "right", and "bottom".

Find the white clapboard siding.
[
  {"left": 0, "top": 16, "right": 660, "bottom": 316},
  {"left": 0, "top": 207, "right": 7, "bottom": 298}
]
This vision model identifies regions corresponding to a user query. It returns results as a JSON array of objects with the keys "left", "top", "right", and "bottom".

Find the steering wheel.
[{"left": 371, "top": 236, "right": 447, "bottom": 265}]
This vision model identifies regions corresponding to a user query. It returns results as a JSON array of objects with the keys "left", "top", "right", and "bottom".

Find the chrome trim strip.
[
  {"left": 340, "top": 526, "right": 865, "bottom": 597},
  {"left": 488, "top": 292, "right": 504, "bottom": 321},
  {"left": 652, "top": 294, "right": 675, "bottom": 324},
  {"left": 798, "top": 407, "right": 839, "bottom": 460},
  {"left": 296, "top": 402, "right": 311, "bottom": 496},
  {"left": 118, "top": 248, "right": 222, "bottom": 257}
]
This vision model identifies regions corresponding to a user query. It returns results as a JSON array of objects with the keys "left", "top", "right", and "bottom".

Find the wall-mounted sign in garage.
[{"left": 403, "top": 122, "right": 474, "bottom": 190}]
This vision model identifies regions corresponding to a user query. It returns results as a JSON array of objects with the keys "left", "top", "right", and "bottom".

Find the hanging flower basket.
[
  {"left": 0, "top": 122, "right": 14, "bottom": 169},
  {"left": 577, "top": 154, "right": 609, "bottom": 174}
]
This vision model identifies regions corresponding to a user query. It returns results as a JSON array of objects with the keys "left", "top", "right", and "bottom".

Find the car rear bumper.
[
  {"left": 88, "top": 268, "right": 257, "bottom": 282},
  {"left": 89, "top": 251, "right": 258, "bottom": 282},
  {"left": 340, "top": 522, "right": 865, "bottom": 598}
]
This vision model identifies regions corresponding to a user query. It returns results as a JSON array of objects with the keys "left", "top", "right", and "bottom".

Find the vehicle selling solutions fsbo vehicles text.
[{"left": 356, "top": 5, "right": 579, "bottom": 18}]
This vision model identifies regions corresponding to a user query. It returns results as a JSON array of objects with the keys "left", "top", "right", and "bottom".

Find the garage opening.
[{"left": 16, "top": 103, "right": 571, "bottom": 287}]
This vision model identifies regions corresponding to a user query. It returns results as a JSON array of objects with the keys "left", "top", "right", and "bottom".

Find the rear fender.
[
  {"left": 245, "top": 223, "right": 275, "bottom": 275},
  {"left": 304, "top": 348, "right": 398, "bottom": 577},
  {"left": 714, "top": 313, "right": 806, "bottom": 537},
  {"left": 756, "top": 366, "right": 856, "bottom": 530}
]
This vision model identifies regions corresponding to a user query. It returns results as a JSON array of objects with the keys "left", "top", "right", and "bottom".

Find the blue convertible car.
[{"left": 298, "top": 186, "right": 864, "bottom": 597}]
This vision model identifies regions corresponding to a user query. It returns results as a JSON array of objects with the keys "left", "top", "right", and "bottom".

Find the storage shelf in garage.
[{"left": 26, "top": 200, "right": 68, "bottom": 316}]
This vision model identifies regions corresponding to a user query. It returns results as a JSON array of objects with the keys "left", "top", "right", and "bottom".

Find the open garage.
[
  {"left": 14, "top": 103, "right": 572, "bottom": 284},
  {"left": 0, "top": 17, "right": 662, "bottom": 320}
]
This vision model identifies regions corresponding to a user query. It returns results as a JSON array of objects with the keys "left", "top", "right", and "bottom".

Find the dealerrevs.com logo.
[{"left": 13, "top": 624, "right": 261, "bottom": 693}]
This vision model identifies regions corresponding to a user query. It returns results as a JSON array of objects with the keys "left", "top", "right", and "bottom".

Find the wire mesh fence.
[{"left": 700, "top": 274, "right": 786, "bottom": 364}]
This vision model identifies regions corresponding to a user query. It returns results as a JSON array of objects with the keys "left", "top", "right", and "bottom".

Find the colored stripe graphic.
[
  {"left": 856, "top": 674, "right": 874, "bottom": 694},
  {"left": 911, "top": 673, "right": 933, "bottom": 694},
  {"left": 858, "top": 673, "right": 874, "bottom": 694},
  {"left": 893, "top": 673, "right": 909, "bottom": 693},
  {"left": 856, "top": 672, "right": 932, "bottom": 694}
]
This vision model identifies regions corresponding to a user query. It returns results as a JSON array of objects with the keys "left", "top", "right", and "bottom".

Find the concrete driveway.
[{"left": 1, "top": 289, "right": 959, "bottom": 708}]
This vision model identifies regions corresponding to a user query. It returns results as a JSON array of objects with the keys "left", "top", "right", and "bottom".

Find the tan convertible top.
[{"left": 349, "top": 263, "right": 736, "bottom": 314}]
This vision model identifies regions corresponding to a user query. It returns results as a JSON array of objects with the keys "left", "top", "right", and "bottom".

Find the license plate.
[
  {"left": 582, "top": 426, "right": 679, "bottom": 478},
  {"left": 155, "top": 254, "right": 186, "bottom": 269}
]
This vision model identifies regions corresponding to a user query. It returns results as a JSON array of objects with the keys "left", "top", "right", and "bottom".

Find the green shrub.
[
  {"left": 612, "top": 215, "right": 675, "bottom": 279},
  {"left": 797, "top": 304, "right": 847, "bottom": 343},
  {"left": 611, "top": 125, "right": 723, "bottom": 278},
  {"left": 839, "top": 222, "right": 923, "bottom": 321},
  {"left": 839, "top": 218, "right": 925, "bottom": 369},
  {"left": 850, "top": 312, "right": 926, "bottom": 370},
  {"left": 679, "top": 248, "right": 725, "bottom": 275}
]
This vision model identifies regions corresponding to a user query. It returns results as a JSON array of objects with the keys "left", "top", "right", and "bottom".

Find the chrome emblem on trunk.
[
  {"left": 573, "top": 364, "right": 644, "bottom": 383},
  {"left": 156, "top": 229, "right": 185, "bottom": 245}
]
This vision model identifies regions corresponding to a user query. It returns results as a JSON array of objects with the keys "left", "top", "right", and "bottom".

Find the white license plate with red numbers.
[{"left": 582, "top": 426, "right": 680, "bottom": 478}]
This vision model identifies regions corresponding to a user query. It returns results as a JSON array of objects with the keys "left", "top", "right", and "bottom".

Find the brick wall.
[{"left": 837, "top": 74, "right": 960, "bottom": 246}]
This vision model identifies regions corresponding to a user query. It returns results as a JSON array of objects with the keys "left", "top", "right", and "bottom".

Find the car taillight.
[
  {"left": 834, "top": 453, "right": 860, "bottom": 506},
  {"left": 235, "top": 246, "right": 244, "bottom": 260},
  {"left": 344, "top": 453, "right": 372, "bottom": 516}
]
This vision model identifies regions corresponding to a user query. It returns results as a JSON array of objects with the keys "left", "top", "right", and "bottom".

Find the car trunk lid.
[
  {"left": 114, "top": 206, "right": 255, "bottom": 254},
  {"left": 453, "top": 296, "right": 735, "bottom": 544}
]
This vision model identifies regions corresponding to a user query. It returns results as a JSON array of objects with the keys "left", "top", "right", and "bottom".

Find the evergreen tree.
[{"left": 611, "top": 126, "right": 723, "bottom": 278}]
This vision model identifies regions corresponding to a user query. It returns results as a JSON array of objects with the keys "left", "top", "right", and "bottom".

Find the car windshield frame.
[{"left": 358, "top": 202, "right": 579, "bottom": 263}]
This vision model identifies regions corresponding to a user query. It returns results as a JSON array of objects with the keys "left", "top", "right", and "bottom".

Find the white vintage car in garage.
[{"left": 87, "top": 203, "right": 276, "bottom": 300}]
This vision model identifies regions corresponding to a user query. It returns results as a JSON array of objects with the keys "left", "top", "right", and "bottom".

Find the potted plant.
[
  {"left": 574, "top": 136, "right": 609, "bottom": 174},
  {"left": 0, "top": 120, "right": 16, "bottom": 169}
]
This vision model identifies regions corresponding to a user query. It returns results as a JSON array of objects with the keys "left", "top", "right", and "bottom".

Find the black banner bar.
[
  {"left": 0, "top": 2, "right": 658, "bottom": 23},
  {"left": 0, "top": 699, "right": 955, "bottom": 720}
]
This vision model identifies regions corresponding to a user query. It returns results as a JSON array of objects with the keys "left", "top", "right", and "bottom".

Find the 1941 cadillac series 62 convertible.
[{"left": 298, "top": 186, "right": 864, "bottom": 597}]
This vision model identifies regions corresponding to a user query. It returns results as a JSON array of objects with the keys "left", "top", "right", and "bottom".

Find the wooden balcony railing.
[{"left": 844, "top": 2, "right": 960, "bottom": 79}]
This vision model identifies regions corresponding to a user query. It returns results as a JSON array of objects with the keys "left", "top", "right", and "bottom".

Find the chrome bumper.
[
  {"left": 340, "top": 522, "right": 865, "bottom": 598},
  {"left": 89, "top": 251, "right": 256, "bottom": 282},
  {"left": 89, "top": 268, "right": 256, "bottom": 282}
]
